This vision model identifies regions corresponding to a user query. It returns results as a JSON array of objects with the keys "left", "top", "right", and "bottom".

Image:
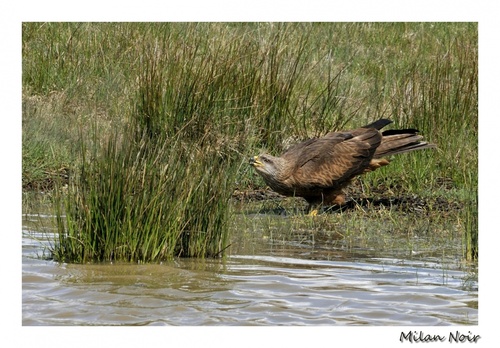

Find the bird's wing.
[{"left": 282, "top": 128, "right": 382, "bottom": 189}]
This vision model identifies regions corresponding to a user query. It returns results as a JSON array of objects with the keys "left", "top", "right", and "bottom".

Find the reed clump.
[
  {"left": 51, "top": 26, "right": 250, "bottom": 262},
  {"left": 54, "top": 127, "right": 238, "bottom": 262}
]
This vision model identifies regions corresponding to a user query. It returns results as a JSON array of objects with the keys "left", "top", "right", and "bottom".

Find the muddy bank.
[{"left": 232, "top": 186, "right": 461, "bottom": 215}]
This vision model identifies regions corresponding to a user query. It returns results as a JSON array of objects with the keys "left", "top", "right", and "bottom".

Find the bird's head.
[
  {"left": 249, "top": 154, "right": 283, "bottom": 179},
  {"left": 249, "top": 154, "right": 292, "bottom": 195}
]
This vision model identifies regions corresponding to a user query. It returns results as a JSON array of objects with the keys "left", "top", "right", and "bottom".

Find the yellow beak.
[{"left": 249, "top": 155, "right": 263, "bottom": 167}]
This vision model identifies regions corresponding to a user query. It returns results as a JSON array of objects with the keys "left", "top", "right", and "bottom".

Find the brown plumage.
[{"left": 249, "top": 119, "right": 435, "bottom": 212}]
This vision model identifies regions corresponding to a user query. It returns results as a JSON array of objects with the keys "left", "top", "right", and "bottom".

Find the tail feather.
[
  {"left": 362, "top": 118, "right": 393, "bottom": 130},
  {"left": 381, "top": 128, "right": 418, "bottom": 136},
  {"left": 374, "top": 132, "right": 436, "bottom": 158}
]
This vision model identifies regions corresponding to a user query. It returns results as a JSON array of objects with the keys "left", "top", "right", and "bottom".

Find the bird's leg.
[
  {"left": 306, "top": 194, "right": 324, "bottom": 216},
  {"left": 332, "top": 194, "right": 346, "bottom": 205},
  {"left": 306, "top": 191, "right": 347, "bottom": 216},
  {"left": 308, "top": 204, "right": 320, "bottom": 216},
  {"left": 306, "top": 200, "right": 322, "bottom": 216}
]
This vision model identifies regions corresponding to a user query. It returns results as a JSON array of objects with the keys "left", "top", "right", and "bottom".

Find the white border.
[{"left": 4, "top": 1, "right": 498, "bottom": 347}]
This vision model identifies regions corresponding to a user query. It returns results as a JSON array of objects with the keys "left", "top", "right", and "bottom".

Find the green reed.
[
  {"left": 53, "top": 126, "right": 238, "bottom": 262},
  {"left": 50, "top": 24, "right": 249, "bottom": 262}
]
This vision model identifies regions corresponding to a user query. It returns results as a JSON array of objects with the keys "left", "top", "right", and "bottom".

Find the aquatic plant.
[{"left": 53, "top": 126, "right": 238, "bottom": 262}]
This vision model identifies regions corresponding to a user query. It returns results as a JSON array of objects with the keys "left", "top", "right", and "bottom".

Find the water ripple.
[{"left": 22, "top": 233, "right": 477, "bottom": 325}]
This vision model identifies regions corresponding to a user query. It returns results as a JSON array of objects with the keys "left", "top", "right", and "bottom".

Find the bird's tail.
[{"left": 374, "top": 129, "right": 436, "bottom": 158}]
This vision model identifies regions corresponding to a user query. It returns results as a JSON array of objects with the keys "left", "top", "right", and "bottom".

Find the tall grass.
[
  {"left": 23, "top": 23, "right": 477, "bottom": 261},
  {"left": 54, "top": 127, "right": 238, "bottom": 262}
]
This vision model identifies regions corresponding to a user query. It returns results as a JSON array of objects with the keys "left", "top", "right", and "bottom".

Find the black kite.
[{"left": 249, "top": 119, "right": 435, "bottom": 214}]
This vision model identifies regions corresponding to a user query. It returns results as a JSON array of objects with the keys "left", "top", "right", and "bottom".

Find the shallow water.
[{"left": 22, "top": 213, "right": 477, "bottom": 326}]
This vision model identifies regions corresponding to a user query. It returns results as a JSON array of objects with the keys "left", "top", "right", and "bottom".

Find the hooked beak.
[{"left": 249, "top": 155, "right": 263, "bottom": 167}]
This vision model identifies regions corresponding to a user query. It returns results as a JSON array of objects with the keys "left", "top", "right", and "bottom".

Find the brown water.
[{"left": 22, "top": 213, "right": 477, "bottom": 326}]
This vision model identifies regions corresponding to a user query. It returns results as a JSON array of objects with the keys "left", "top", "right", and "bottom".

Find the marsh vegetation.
[{"left": 22, "top": 22, "right": 477, "bottom": 262}]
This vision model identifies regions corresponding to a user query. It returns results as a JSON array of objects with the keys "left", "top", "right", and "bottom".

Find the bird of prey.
[{"left": 249, "top": 119, "right": 435, "bottom": 215}]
